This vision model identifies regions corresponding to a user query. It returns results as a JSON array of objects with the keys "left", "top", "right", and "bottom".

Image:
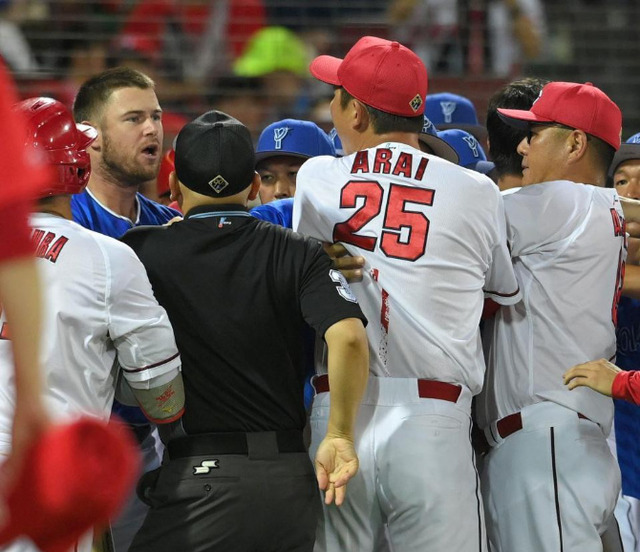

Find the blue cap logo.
[
  {"left": 440, "top": 101, "right": 457, "bottom": 123},
  {"left": 273, "top": 127, "right": 290, "bottom": 150},
  {"left": 462, "top": 135, "right": 480, "bottom": 158}
]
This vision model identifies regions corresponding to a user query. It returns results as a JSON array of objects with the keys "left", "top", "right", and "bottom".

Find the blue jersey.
[
  {"left": 71, "top": 188, "right": 180, "bottom": 239},
  {"left": 250, "top": 198, "right": 294, "bottom": 229},
  {"left": 615, "top": 296, "right": 640, "bottom": 499},
  {"left": 72, "top": 188, "right": 179, "bottom": 424}
]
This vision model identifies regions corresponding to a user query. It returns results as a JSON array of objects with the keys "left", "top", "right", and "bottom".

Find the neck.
[
  {"left": 352, "top": 131, "right": 422, "bottom": 153},
  {"left": 497, "top": 173, "right": 523, "bottom": 191},
  {"left": 37, "top": 196, "right": 73, "bottom": 220},
  {"left": 86, "top": 173, "right": 139, "bottom": 221}
]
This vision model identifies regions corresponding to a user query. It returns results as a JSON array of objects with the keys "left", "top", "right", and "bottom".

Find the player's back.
[
  {"left": 479, "top": 181, "right": 626, "bottom": 431},
  {"left": 294, "top": 143, "right": 519, "bottom": 393},
  {"left": 0, "top": 213, "right": 174, "bottom": 448}
]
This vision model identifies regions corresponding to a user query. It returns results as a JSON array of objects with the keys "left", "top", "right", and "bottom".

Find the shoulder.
[
  {"left": 298, "top": 155, "right": 345, "bottom": 181},
  {"left": 136, "top": 193, "right": 181, "bottom": 222},
  {"left": 250, "top": 198, "right": 294, "bottom": 228},
  {"left": 120, "top": 224, "right": 166, "bottom": 250}
]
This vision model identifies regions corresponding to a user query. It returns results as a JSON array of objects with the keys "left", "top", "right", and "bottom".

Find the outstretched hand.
[
  {"left": 563, "top": 359, "right": 621, "bottom": 397},
  {"left": 314, "top": 435, "right": 359, "bottom": 506}
]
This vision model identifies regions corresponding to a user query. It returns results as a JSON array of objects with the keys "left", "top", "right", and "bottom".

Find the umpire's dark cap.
[{"left": 175, "top": 111, "right": 255, "bottom": 198}]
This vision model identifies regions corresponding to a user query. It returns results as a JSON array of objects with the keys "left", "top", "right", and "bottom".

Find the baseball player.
[
  {"left": 293, "top": 36, "right": 521, "bottom": 552},
  {"left": 70, "top": 67, "right": 182, "bottom": 551},
  {"left": 478, "top": 82, "right": 625, "bottom": 552},
  {"left": 255, "top": 118, "right": 336, "bottom": 204},
  {"left": 0, "top": 97, "right": 185, "bottom": 552},
  {"left": 585, "top": 134, "right": 640, "bottom": 552},
  {"left": 485, "top": 77, "right": 549, "bottom": 191}
]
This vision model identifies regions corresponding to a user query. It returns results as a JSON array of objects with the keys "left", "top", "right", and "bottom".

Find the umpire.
[{"left": 125, "top": 111, "right": 369, "bottom": 552}]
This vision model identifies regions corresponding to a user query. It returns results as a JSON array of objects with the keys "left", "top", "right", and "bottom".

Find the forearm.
[
  {"left": 623, "top": 264, "right": 640, "bottom": 299},
  {"left": 612, "top": 370, "right": 640, "bottom": 405},
  {"left": 0, "top": 258, "right": 43, "bottom": 405},
  {"left": 324, "top": 318, "right": 369, "bottom": 438}
]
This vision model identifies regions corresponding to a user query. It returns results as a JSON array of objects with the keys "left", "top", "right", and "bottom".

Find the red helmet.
[{"left": 15, "top": 97, "right": 98, "bottom": 196}]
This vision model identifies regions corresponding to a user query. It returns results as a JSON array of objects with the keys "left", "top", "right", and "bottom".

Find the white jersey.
[
  {"left": 293, "top": 142, "right": 520, "bottom": 393},
  {"left": 478, "top": 181, "right": 626, "bottom": 432},
  {"left": 0, "top": 213, "right": 180, "bottom": 452}
]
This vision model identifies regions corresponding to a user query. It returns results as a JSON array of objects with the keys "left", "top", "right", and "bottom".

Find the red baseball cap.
[
  {"left": 0, "top": 418, "right": 140, "bottom": 552},
  {"left": 498, "top": 81, "right": 622, "bottom": 150},
  {"left": 310, "top": 36, "right": 428, "bottom": 117}
]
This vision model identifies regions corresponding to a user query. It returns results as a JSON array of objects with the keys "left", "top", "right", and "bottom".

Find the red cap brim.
[
  {"left": 309, "top": 55, "right": 343, "bottom": 86},
  {"left": 497, "top": 107, "right": 553, "bottom": 130}
]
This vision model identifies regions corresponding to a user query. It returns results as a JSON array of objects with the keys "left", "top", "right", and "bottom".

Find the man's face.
[
  {"left": 97, "top": 87, "right": 163, "bottom": 187},
  {"left": 613, "top": 159, "right": 640, "bottom": 200},
  {"left": 517, "top": 124, "right": 570, "bottom": 186},
  {"left": 257, "top": 155, "right": 304, "bottom": 203}
]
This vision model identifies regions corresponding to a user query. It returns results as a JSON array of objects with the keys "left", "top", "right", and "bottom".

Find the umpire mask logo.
[
  {"left": 194, "top": 460, "right": 219, "bottom": 475},
  {"left": 208, "top": 175, "right": 229, "bottom": 194},
  {"left": 440, "top": 101, "right": 457, "bottom": 123},
  {"left": 273, "top": 127, "right": 290, "bottom": 150}
]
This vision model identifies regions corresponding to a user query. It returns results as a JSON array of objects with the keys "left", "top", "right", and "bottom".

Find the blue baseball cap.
[
  {"left": 425, "top": 92, "right": 487, "bottom": 141},
  {"left": 609, "top": 133, "right": 640, "bottom": 177},
  {"left": 438, "top": 129, "right": 492, "bottom": 173},
  {"left": 328, "top": 128, "right": 344, "bottom": 157},
  {"left": 255, "top": 119, "right": 336, "bottom": 164},
  {"left": 418, "top": 116, "right": 459, "bottom": 164}
]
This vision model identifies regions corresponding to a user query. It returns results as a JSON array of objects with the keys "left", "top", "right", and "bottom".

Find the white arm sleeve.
[{"left": 100, "top": 239, "right": 181, "bottom": 383}]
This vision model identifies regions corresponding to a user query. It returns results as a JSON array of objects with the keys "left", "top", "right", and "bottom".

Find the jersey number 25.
[{"left": 333, "top": 181, "right": 435, "bottom": 262}]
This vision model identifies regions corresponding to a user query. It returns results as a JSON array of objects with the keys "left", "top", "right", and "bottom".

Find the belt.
[
  {"left": 167, "top": 430, "right": 305, "bottom": 459},
  {"left": 313, "top": 374, "right": 462, "bottom": 403},
  {"left": 496, "top": 411, "right": 589, "bottom": 440}
]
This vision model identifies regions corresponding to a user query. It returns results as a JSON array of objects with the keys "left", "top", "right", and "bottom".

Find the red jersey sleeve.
[{"left": 612, "top": 370, "right": 640, "bottom": 406}]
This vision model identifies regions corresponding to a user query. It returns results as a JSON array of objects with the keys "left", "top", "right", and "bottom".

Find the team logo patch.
[
  {"left": 329, "top": 269, "right": 358, "bottom": 303},
  {"left": 273, "top": 127, "right": 290, "bottom": 150},
  {"left": 208, "top": 175, "right": 229, "bottom": 194},
  {"left": 194, "top": 460, "right": 219, "bottom": 475},
  {"left": 462, "top": 135, "right": 480, "bottom": 158},
  {"left": 409, "top": 94, "right": 423, "bottom": 113},
  {"left": 440, "top": 101, "right": 457, "bottom": 123}
]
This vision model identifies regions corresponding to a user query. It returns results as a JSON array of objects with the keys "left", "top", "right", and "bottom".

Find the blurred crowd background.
[{"left": 1, "top": 0, "right": 638, "bottom": 144}]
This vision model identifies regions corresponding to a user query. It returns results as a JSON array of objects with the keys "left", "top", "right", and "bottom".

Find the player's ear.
[
  {"left": 82, "top": 120, "right": 101, "bottom": 152},
  {"left": 168, "top": 171, "right": 182, "bottom": 204},
  {"left": 566, "top": 129, "right": 589, "bottom": 165},
  {"left": 248, "top": 172, "right": 261, "bottom": 201},
  {"left": 352, "top": 100, "right": 370, "bottom": 132}
]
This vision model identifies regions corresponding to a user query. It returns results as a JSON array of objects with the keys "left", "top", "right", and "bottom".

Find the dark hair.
[
  {"left": 73, "top": 67, "right": 155, "bottom": 123},
  {"left": 339, "top": 88, "right": 423, "bottom": 135},
  {"left": 486, "top": 78, "right": 549, "bottom": 178},
  {"left": 588, "top": 135, "right": 616, "bottom": 176}
]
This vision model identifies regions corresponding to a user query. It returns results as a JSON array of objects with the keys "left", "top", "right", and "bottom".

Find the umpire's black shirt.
[{"left": 121, "top": 203, "right": 366, "bottom": 435}]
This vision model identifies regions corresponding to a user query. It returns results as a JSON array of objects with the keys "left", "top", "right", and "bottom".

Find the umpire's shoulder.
[
  {"left": 120, "top": 224, "right": 169, "bottom": 251},
  {"left": 254, "top": 216, "right": 324, "bottom": 255}
]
